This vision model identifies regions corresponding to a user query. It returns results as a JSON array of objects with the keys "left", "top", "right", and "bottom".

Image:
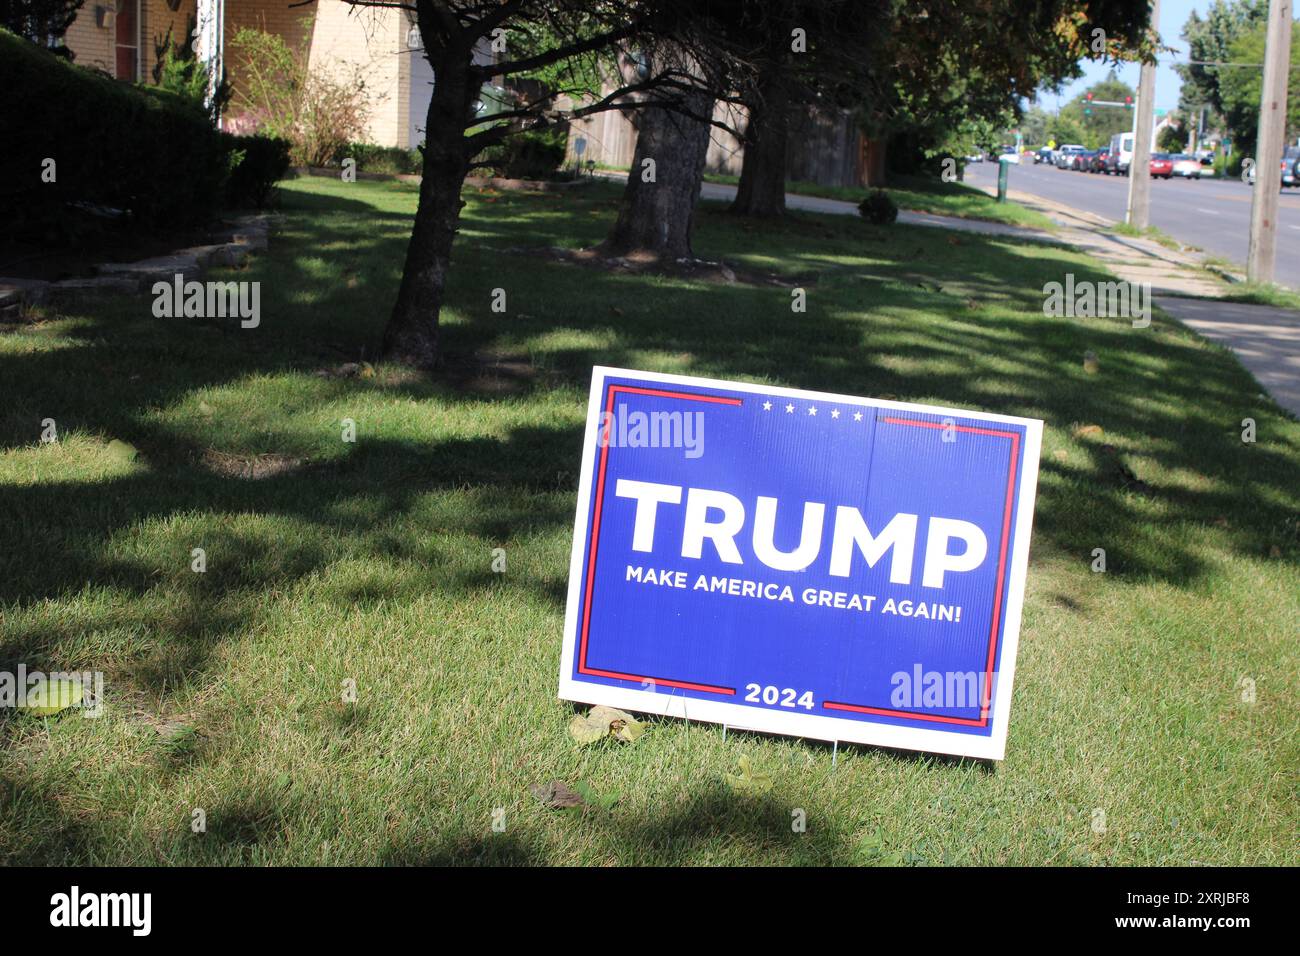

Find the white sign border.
[{"left": 558, "top": 366, "right": 1043, "bottom": 761}]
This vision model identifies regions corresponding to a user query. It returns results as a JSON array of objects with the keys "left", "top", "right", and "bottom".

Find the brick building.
[{"left": 60, "top": 0, "right": 452, "bottom": 149}]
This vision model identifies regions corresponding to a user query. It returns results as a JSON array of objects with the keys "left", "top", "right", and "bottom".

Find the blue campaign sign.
[{"left": 559, "top": 368, "right": 1043, "bottom": 759}]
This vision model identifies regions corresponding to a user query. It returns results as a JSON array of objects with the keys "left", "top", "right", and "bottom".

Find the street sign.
[{"left": 559, "top": 368, "right": 1043, "bottom": 760}]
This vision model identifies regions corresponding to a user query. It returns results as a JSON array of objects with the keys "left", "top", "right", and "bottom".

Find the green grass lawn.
[{"left": 0, "top": 176, "right": 1295, "bottom": 865}]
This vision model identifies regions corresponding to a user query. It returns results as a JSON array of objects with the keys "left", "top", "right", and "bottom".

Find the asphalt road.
[{"left": 965, "top": 160, "right": 1300, "bottom": 290}]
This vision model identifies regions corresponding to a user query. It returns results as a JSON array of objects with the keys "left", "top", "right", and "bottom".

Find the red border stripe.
[
  {"left": 820, "top": 414, "right": 1021, "bottom": 728},
  {"left": 577, "top": 384, "right": 741, "bottom": 695}
]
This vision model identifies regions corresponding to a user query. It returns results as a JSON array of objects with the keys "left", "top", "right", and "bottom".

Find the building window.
[{"left": 116, "top": 0, "right": 140, "bottom": 81}]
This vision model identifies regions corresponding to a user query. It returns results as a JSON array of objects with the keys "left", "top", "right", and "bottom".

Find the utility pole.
[
  {"left": 1247, "top": 0, "right": 1293, "bottom": 283},
  {"left": 1126, "top": 0, "right": 1159, "bottom": 229}
]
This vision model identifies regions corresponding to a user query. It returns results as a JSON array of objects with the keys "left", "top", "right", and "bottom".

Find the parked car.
[
  {"left": 1089, "top": 148, "right": 1110, "bottom": 173},
  {"left": 1282, "top": 146, "right": 1299, "bottom": 187},
  {"left": 1034, "top": 147, "right": 1054, "bottom": 165},
  {"left": 1171, "top": 154, "right": 1205, "bottom": 179},
  {"left": 1149, "top": 153, "right": 1174, "bottom": 179},
  {"left": 998, "top": 145, "right": 1020, "bottom": 164},
  {"left": 1055, "top": 145, "right": 1086, "bottom": 169},
  {"left": 1069, "top": 150, "right": 1095, "bottom": 171}
]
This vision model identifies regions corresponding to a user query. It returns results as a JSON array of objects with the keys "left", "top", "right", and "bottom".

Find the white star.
[
  {"left": 762, "top": 400, "right": 772, "bottom": 411},
  {"left": 831, "top": 409, "right": 840, "bottom": 419},
  {"left": 785, "top": 403, "right": 794, "bottom": 413},
  {"left": 853, "top": 411, "right": 863, "bottom": 422},
  {"left": 808, "top": 406, "right": 818, "bottom": 416}
]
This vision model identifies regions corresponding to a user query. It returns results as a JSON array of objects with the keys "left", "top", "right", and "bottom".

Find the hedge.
[{"left": 0, "top": 28, "right": 287, "bottom": 241}]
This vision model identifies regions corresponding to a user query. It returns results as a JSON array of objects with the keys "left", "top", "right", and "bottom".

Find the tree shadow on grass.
[
  {"left": 1, "top": 181, "right": 1296, "bottom": 681},
  {"left": 378, "top": 783, "right": 860, "bottom": 866}
]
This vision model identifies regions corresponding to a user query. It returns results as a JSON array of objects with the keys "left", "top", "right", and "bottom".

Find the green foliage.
[
  {"left": 0, "top": 0, "right": 83, "bottom": 52},
  {"left": 1058, "top": 71, "right": 1137, "bottom": 149},
  {"left": 338, "top": 143, "right": 423, "bottom": 176},
  {"left": 0, "top": 26, "right": 288, "bottom": 237},
  {"left": 0, "top": 26, "right": 228, "bottom": 236},
  {"left": 928, "top": 115, "right": 1010, "bottom": 165},
  {"left": 152, "top": 22, "right": 229, "bottom": 123},
  {"left": 857, "top": 189, "right": 898, "bottom": 225},
  {"left": 1157, "top": 123, "right": 1188, "bottom": 153},
  {"left": 853, "top": 2, "right": 1152, "bottom": 168},
  {"left": 227, "top": 25, "right": 374, "bottom": 168},
  {"left": 1215, "top": 150, "right": 1247, "bottom": 179},
  {"left": 1018, "top": 106, "right": 1052, "bottom": 147},
  {"left": 1218, "top": 18, "right": 1300, "bottom": 160},
  {"left": 1046, "top": 114, "right": 1087, "bottom": 148},
  {"left": 1175, "top": 0, "right": 1269, "bottom": 119},
  {"left": 493, "top": 127, "right": 568, "bottom": 180},
  {"left": 220, "top": 133, "right": 291, "bottom": 209}
]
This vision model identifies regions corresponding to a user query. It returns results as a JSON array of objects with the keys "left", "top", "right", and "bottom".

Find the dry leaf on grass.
[
  {"left": 529, "top": 780, "right": 585, "bottom": 809},
  {"left": 724, "top": 755, "right": 774, "bottom": 795},
  {"left": 568, "top": 705, "right": 646, "bottom": 746}
]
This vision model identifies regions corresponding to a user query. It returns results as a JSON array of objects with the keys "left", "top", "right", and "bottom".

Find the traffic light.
[
  {"left": 1125, "top": 95, "right": 1133, "bottom": 110},
  {"left": 1085, "top": 91, "right": 1093, "bottom": 116}
]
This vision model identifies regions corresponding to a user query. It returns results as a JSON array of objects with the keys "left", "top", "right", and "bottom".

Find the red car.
[{"left": 1149, "top": 153, "right": 1174, "bottom": 179}]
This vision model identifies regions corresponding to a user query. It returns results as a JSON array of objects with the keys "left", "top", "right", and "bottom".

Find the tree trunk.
[
  {"left": 863, "top": 138, "right": 887, "bottom": 188},
  {"left": 731, "top": 67, "right": 790, "bottom": 217},
  {"left": 381, "top": 44, "right": 476, "bottom": 370},
  {"left": 603, "top": 89, "right": 713, "bottom": 260}
]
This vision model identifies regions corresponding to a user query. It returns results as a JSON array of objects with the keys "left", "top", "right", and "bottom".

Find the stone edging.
[{"left": 0, "top": 213, "right": 280, "bottom": 320}]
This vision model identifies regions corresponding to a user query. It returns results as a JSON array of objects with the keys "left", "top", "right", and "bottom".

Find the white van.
[{"left": 1108, "top": 132, "right": 1135, "bottom": 175}]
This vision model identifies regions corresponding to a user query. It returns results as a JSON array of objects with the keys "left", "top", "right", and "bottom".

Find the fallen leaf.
[
  {"left": 529, "top": 780, "right": 584, "bottom": 809},
  {"left": 568, "top": 713, "right": 607, "bottom": 746},
  {"left": 21, "top": 677, "right": 84, "bottom": 715},
  {"left": 724, "top": 755, "right": 773, "bottom": 795},
  {"left": 568, "top": 705, "right": 646, "bottom": 746},
  {"left": 1072, "top": 424, "right": 1103, "bottom": 438}
]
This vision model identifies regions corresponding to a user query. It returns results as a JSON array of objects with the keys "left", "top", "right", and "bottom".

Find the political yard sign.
[{"left": 559, "top": 368, "right": 1043, "bottom": 760}]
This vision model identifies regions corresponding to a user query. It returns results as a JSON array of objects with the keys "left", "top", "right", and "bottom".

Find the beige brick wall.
[
  {"left": 63, "top": 4, "right": 116, "bottom": 74},
  {"left": 63, "top": 0, "right": 413, "bottom": 149},
  {"left": 224, "top": 0, "right": 314, "bottom": 101},
  {"left": 63, "top": 0, "right": 198, "bottom": 81},
  {"left": 304, "top": 3, "right": 406, "bottom": 148},
  {"left": 141, "top": 0, "right": 196, "bottom": 83}
]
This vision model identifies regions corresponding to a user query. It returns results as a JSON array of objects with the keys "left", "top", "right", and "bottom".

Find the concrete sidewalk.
[{"left": 1153, "top": 297, "right": 1300, "bottom": 417}]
